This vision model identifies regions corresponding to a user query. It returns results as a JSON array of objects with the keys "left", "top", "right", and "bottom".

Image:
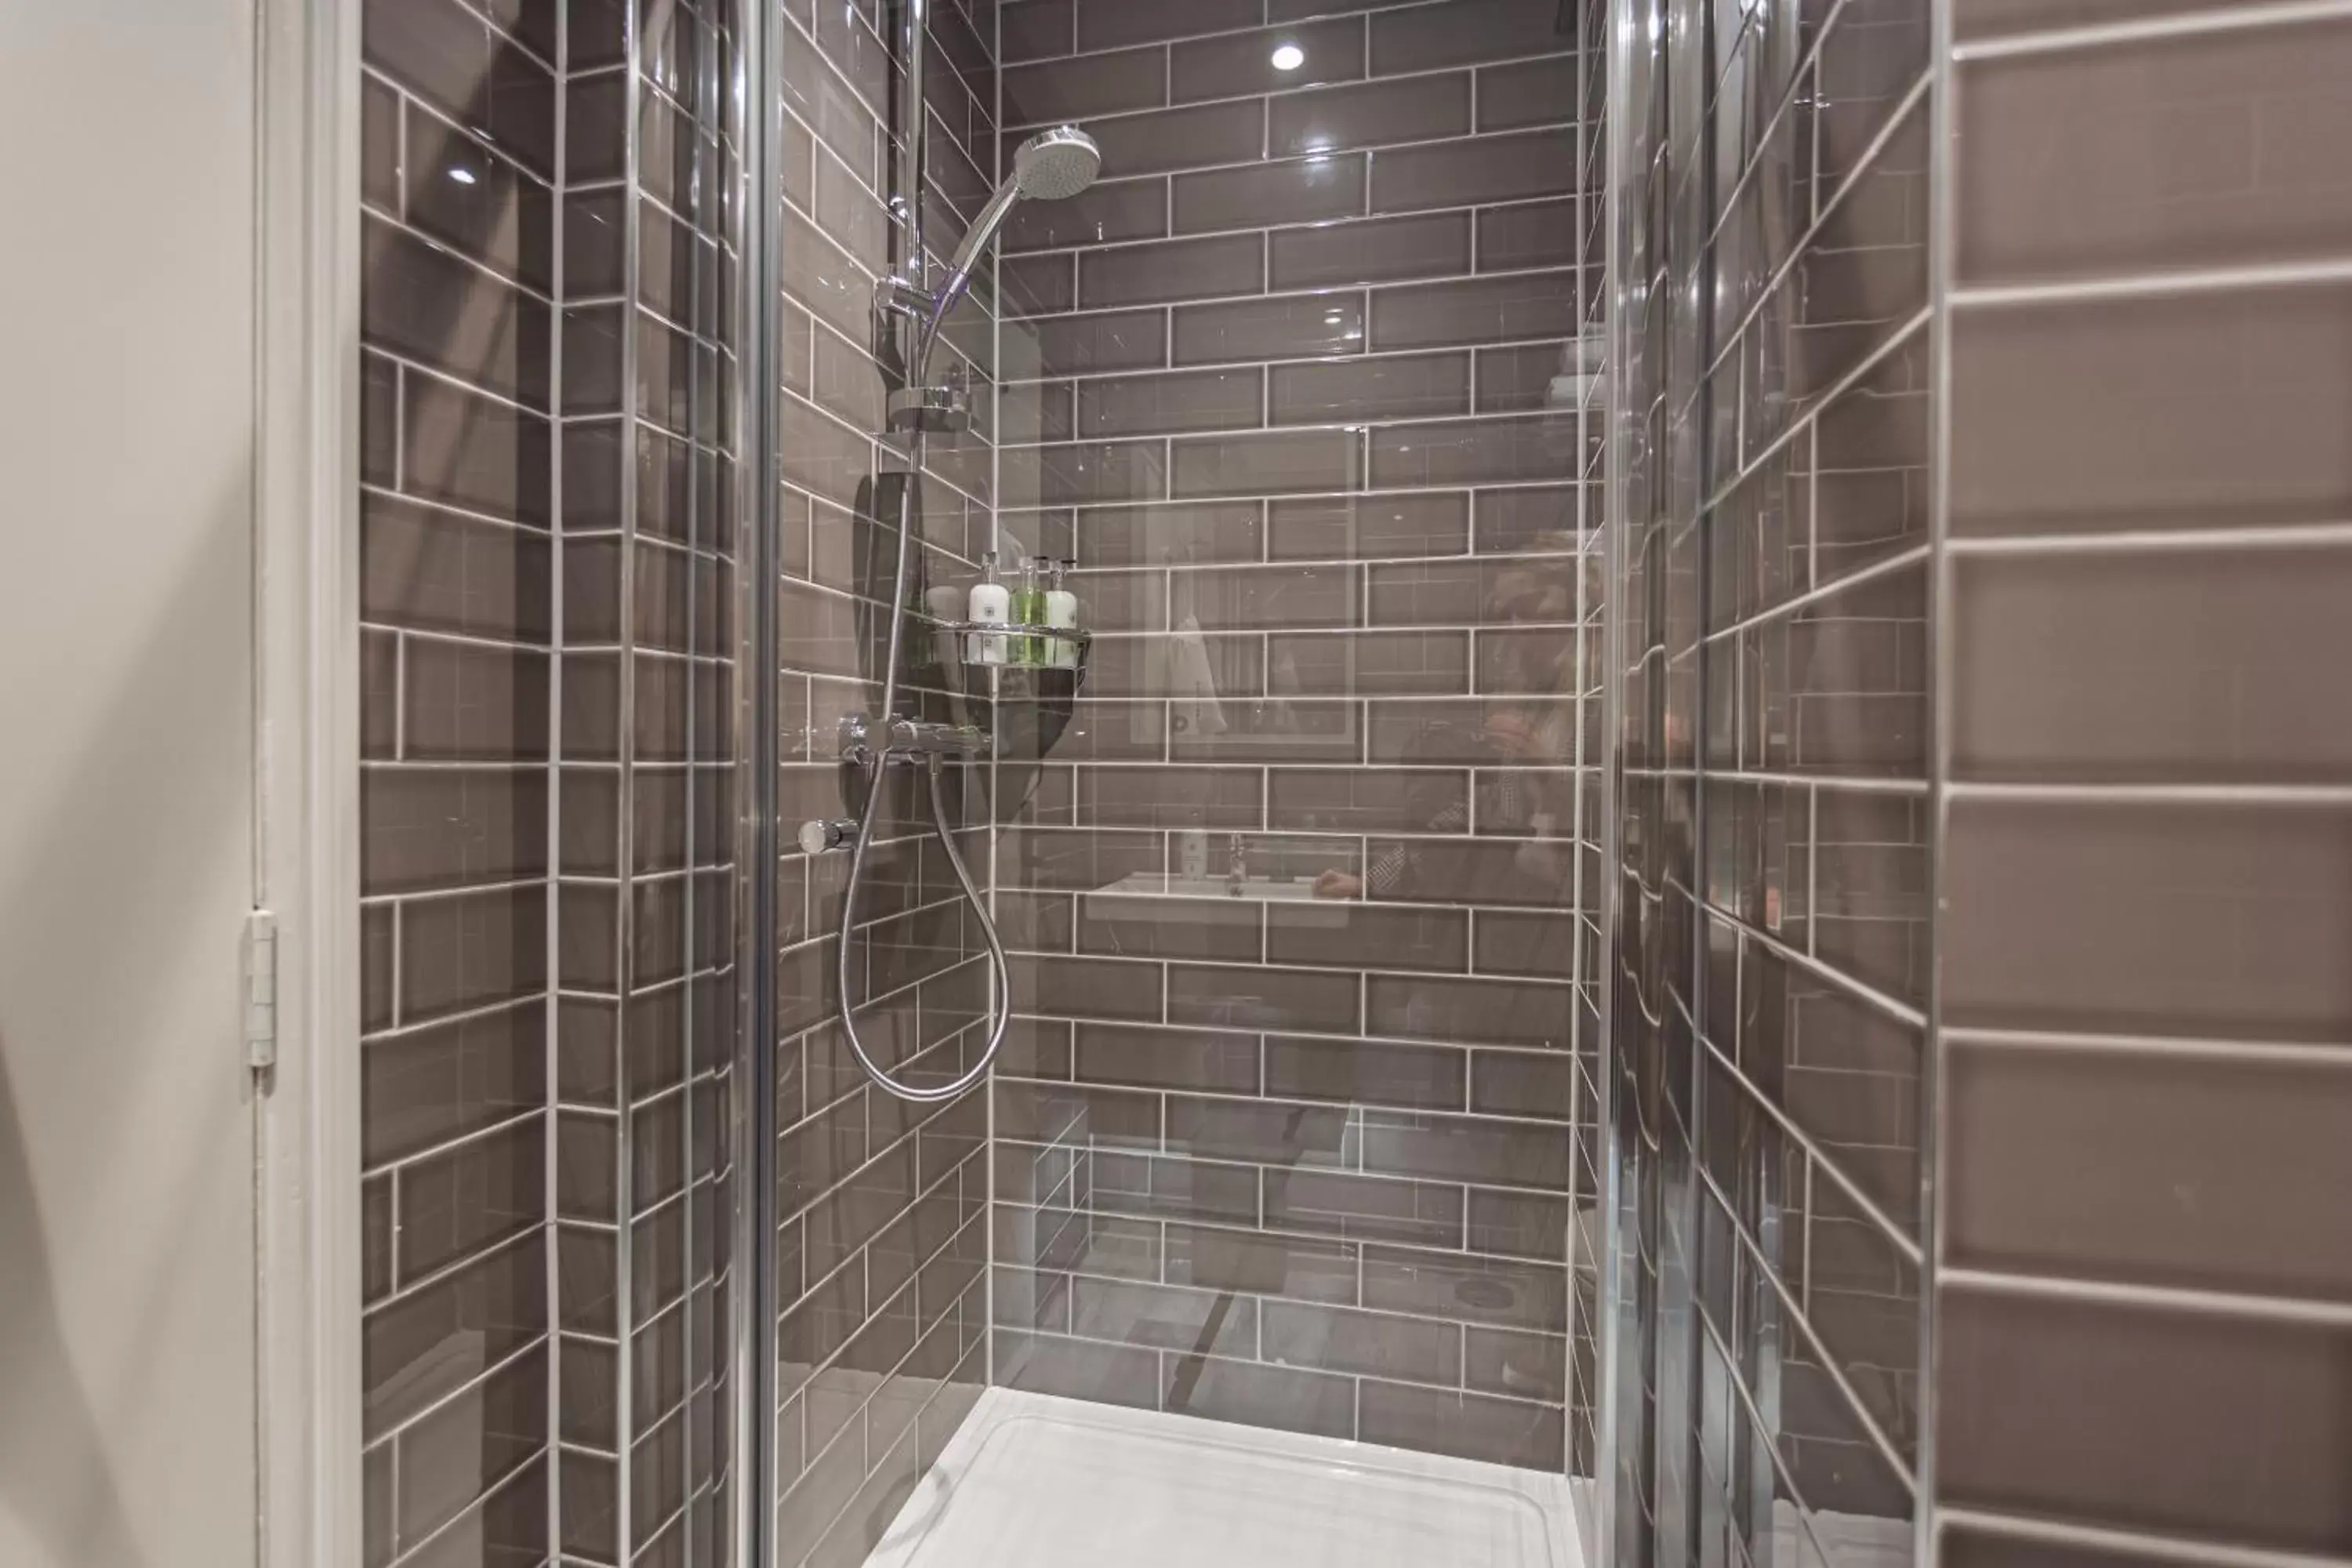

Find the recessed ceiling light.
[
  {"left": 448, "top": 166, "right": 478, "bottom": 186},
  {"left": 1270, "top": 42, "right": 1305, "bottom": 71}
]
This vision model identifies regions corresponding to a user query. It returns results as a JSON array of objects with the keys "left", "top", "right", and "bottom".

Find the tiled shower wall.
[
  {"left": 1608, "top": 0, "right": 2352, "bottom": 1565},
  {"left": 1935, "top": 2, "right": 2352, "bottom": 1561},
  {"left": 358, "top": 1, "right": 744, "bottom": 1563},
  {"left": 768, "top": 0, "right": 1000, "bottom": 1563},
  {"left": 988, "top": 0, "right": 1604, "bottom": 1471},
  {"left": 359, "top": 2, "right": 564, "bottom": 1560},
  {"left": 550, "top": 2, "right": 743, "bottom": 1564},
  {"left": 1606, "top": 0, "right": 1933, "bottom": 1560}
]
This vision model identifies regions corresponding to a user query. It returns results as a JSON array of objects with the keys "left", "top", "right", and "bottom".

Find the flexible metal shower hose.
[{"left": 829, "top": 376, "right": 1014, "bottom": 1102}]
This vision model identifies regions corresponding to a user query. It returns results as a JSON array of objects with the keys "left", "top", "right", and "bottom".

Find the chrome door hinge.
[{"left": 245, "top": 909, "right": 278, "bottom": 1074}]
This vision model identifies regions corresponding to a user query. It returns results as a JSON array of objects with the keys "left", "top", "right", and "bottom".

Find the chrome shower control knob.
[{"left": 798, "top": 818, "right": 856, "bottom": 855}]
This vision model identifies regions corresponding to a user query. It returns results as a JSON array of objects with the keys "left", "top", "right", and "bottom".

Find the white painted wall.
[{"left": 0, "top": 5, "right": 262, "bottom": 1565}]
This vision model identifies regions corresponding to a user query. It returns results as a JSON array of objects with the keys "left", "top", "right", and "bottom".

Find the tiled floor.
[{"left": 864, "top": 1388, "right": 1583, "bottom": 1567}]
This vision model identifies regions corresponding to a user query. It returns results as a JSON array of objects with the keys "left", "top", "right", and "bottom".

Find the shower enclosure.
[
  {"left": 357, "top": 0, "right": 1604, "bottom": 1559},
  {"left": 350, "top": 0, "right": 2352, "bottom": 1565}
]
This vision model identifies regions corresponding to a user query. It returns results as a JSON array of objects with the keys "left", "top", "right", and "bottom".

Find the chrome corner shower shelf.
[{"left": 934, "top": 619, "right": 1093, "bottom": 675}]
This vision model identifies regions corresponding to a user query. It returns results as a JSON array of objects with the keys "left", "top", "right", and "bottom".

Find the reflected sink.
[{"left": 1092, "top": 873, "right": 1322, "bottom": 902}]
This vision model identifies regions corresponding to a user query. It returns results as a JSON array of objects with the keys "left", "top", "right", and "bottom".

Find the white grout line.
[
  {"left": 1952, "top": 0, "right": 2352, "bottom": 60},
  {"left": 1947, "top": 517, "right": 2352, "bottom": 556},
  {"left": 1947, "top": 780, "right": 2352, "bottom": 809},
  {"left": 1937, "top": 1508, "right": 2352, "bottom": 1568},
  {"left": 1954, "top": 254, "right": 2352, "bottom": 310},
  {"left": 1946, "top": 1025, "right": 2352, "bottom": 1068},
  {"left": 1940, "top": 1267, "right": 2352, "bottom": 1330}
]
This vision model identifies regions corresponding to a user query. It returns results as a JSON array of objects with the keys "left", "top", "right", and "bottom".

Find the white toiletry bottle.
[
  {"left": 1044, "top": 557, "right": 1080, "bottom": 670},
  {"left": 925, "top": 579, "right": 965, "bottom": 670},
  {"left": 967, "top": 550, "right": 1009, "bottom": 666}
]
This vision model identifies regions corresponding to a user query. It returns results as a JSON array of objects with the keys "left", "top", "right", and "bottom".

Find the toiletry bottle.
[
  {"left": 1010, "top": 557, "right": 1047, "bottom": 667},
  {"left": 925, "top": 576, "right": 966, "bottom": 671},
  {"left": 1045, "top": 557, "right": 1080, "bottom": 670},
  {"left": 967, "top": 550, "right": 1009, "bottom": 666}
]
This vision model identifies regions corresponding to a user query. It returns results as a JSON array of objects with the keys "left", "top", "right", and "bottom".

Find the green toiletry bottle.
[{"left": 1010, "top": 557, "right": 1047, "bottom": 668}]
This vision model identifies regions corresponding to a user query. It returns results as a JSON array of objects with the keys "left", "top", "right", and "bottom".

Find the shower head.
[
  {"left": 1011, "top": 124, "right": 1103, "bottom": 201},
  {"left": 930, "top": 125, "right": 1102, "bottom": 321}
]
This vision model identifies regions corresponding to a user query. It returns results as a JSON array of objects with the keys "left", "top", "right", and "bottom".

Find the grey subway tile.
[
  {"left": 1004, "top": 45, "right": 1167, "bottom": 125},
  {"left": 1172, "top": 429, "right": 1364, "bottom": 499},
  {"left": 1001, "top": 252, "right": 1077, "bottom": 317},
  {"left": 401, "top": 101, "right": 554, "bottom": 292},
  {"left": 1269, "top": 628, "right": 1473, "bottom": 695},
  {"left": 1173, "top": 15, "right": 1369, "bottom": 102},
  {"left": 1076, "top": 767, "right": 1266, "bottom": 829},
  {"left": 1268, "top": 493, "right": 1469, "bottom": 560},
  {"left": 1951, "top": 546, "right": 2352, "bottom": 785},
  {"left": 1368, "top": 414, "right": 1562, "bottom": 488},
  {"left": 1079, "top": 0, "right": 1262, "bottom": 52},
  {"left": 1947, "top": 1040, "right": 2352, "bottom": 1301},
  {"left": 1475, "top": 198, "right": 1576, "bottom": 272},
  {"left": 1370, "top": 129, "right": 1575, "bottom": 214},
  {"left": 1261, "top": 1300, "right": 1462, "bottom": 1385},
  {"left": 1367, "top": 973, "right": 1572, "bottom": 1050},
  {"left": 1367, "top": 0, "right": 1577, "bottom": 75},
  {"left": 1167, "top": 963, "right": 1363, "bottom": 1035},
  {"left": 1174, "top": 291, "right": 1367, "bottom": 365},
  {"left": 361, "top": 495, "right": 554, "bottom": 641},
  {"left": 1175, "top": 154, "right": 1368, "bottom": 235},
  {"left": 1944, "top": 798, "right": 2352, "bottom": 1043},
  {"left": 1085, "top": 100, "right": 1266, "bottom": 181},
  {"left": 364, "top": 0, "right": 557, "bottom": 177},
  {"left": 1952, "top": 0, "right": 2227, "bottom": 38},
  {"left": 1940, "top": 1287, "right": 2352, "bottom": 1555},
  {"left": 1363, "top": 1243, "right": 1566, "bottom": 1330},
  {"left": 1002, "top": 176, "right": 1171, "bottom": 252},
  {"left": 1080, "top": 233, "right": 1265, "bottom": 310},
  {"left": 1268, "top": 1167, "right": 1465, "bottom": 1249},
  {"left": 1476, "top": 56, "right": 1578, "bottom": 132},
  {"left": 1076, "top": 1022, "right": 1263, "bottom": 1094},
  {"left": 1370, "top": 271, "right": 1579, "bottom": 351},
  {"left": 1269, "top": 73, "right": 1470, "bottom": 157},
  {"left": 1951, "top": 281, "right": 2352, "bottom": 538},
  {"left": 1000, "top": 439, "right": 1170, "bottom": 508},
  {"left": 1958, "top": 17, "right": 2352, "bottom": 284},
  {"left": 399, "top": 348, "right": 554, "bottom": 524},
  {"left": 1083, "top": 500, "right": 1267, "bottom": 565},
  {"left": 1266, "top": 768, "right": 1468, "bottom": 833},
  {"left": 1004, "top": 307, "right": 1169, "bottom": 379},
  {"left": 1265, "top": 1033, "right": 1468, "bottom": 1110},
  {"left": 1269, "top": 211, "right": 1474, "bottom": 291},
  {"left": 362, "top": 769, "right": 549, "bottom": 895},
  {"left": 1000, "top": 0, "right": 1076, "bottom": 62},
  {"left": 1269, "top": 352, "right": 1470, "bottom": 425},
  {"left": 1079, "top": 367, "right": 1266, "bottom": 437}
]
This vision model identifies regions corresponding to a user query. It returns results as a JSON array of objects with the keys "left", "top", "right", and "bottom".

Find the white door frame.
[{"left": 252, "top": 0, "right": 361, "bottom": 1562}]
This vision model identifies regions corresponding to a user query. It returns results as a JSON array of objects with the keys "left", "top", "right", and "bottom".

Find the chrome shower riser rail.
[{"left": 821, "top": 123, "right": 1099, "bottom": 1109}]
